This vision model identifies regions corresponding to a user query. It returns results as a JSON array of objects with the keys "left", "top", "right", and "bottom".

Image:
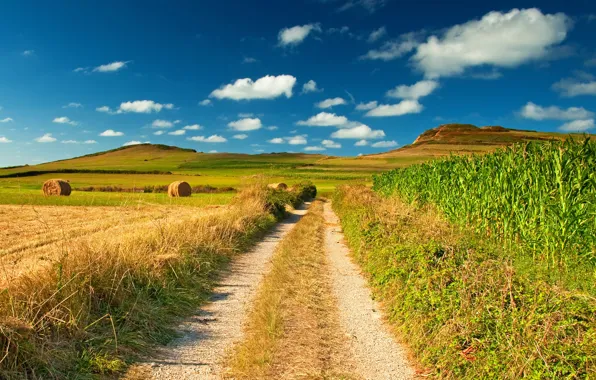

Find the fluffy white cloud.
[
  {"left": 365, "top": 100, "right": 424, "bottom": 117},
  {"left": 386, "top": 80, "right": 439, "bottom": 100},
  {"left": 187, "top": 135, "right": 227, "bottom": 143},
  {"left": 288, "top": 135, "right": 307, "bottom": 145},
  {"left": 354, "top": 139, "right": 369, "bottom": 146},
  {"left": 413, "top": 8, "right": 571, "bottom": 78},
  {"left": 35, "top": 133, "right": 57, "bottom": 143},
  {"left": 368, "top": 26, "right": 387, "bottom": 43},
  {"left": 168, "top": 130, "right": 186, "bottom": 136},
  {"left": 210, "top": 75, "right": 296, "bottom": 100},
  {"left": 322, "top": 139, "right": 341, "bottom": 148},
  {"left": 316, "top": 97, "right": 347, "bottom": 109},
  {"left": 100, "top": 129, "right": 124, "bottom": 137},
  {"left": 355, "top": 101, "right": 378, "bottom": 111},
  {"left": 559, "top": 119, "right": 595, "bottom": 132},
  {"left": 93, "top": 61, "right": 129, "bottom": 72},
  {"left": 61, "top": 140, "right": 79, "bottom": 144},
  {"left": 297, "top": 112, "right": 348, "bottom": 127},
  {"left": 199, "top": 99, "right": 213, "bottom": 106},
  {"left": 268, "top": 137, "right": 285, "bottom": 144},
  {"left": 302, "top": 80, "right": 322, "bottom": 93},
  {"left": 228, "top": 118, "right": 262, "bottom": 131},
  {"left": 123, "top": 140, "right": 149, "bottom": 146},
  {"left": 553, "top": 79, "right": 596, "bottom": 97},
  {"left": 22, "top": 50, "right": 35, "bottom": 56},
  {"left": 0, "top": 117, "right": 14, "bottom": 123},
  {"left": 152, "top": 119, "right": 173, "bottom": 128},
  {"left": 267, "top": 126, "right": 279, "bottom": 131},
  {"left": 304, "top": 146, "right": 326, "bottom": 152},
  {"left": 63, "top": 102, "right": 83, "bottom": 108},
  {"left": 278, "top": 23, "right": 321, "bottom": 46},
  {"left": 53, "top": 116, "right": 78, "bottom": 126},
  {"left": 243, "top": 57, "right": 258, "bottom": 64},
  {"left": 0, "top": 137, "right": 12, "bottom": 143},
  {"left": 233, "top": 134, "right": 248, "bottom": 140},
  {"left": 361, "top": 32, "right": 421, "bottom": 61},
  {"left": 183, "top": 124, "right": 203, "bottom": 130},
  {"left": 83, "top": 140, "right": 97, "bottom": 144},
  {"left": 371, "top": 140, "right": 398, "bottom": 148},
  {"left": 119, "top": 100, "right": 174, "bottom": 114},
  {"left": 96, "top": 106, "right": 112, "bottom": 113},
  {"left": 331, "top": 124, "right": 385, "bottom": 139},
  {"left": 238, "top": 113, "right": 254, "bottom": 118},
  {"left": 154, "top": 130, "right": 165, "bottom": 136},
  {"left": 520, "top": 102, "right": 594, "bottom": 120}
]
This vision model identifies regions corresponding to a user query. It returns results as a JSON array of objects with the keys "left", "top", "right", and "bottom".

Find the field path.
[
  {"left": 145, "top": 203, "right": 310, "bottom": 380},
  {"left": 324, "top": 202, "right": 414, "bottom": 380}
]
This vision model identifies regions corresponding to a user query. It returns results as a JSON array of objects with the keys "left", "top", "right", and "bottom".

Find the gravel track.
[
  {"left": 324, "top": 202, "right": 413, "bottom": 380},
  {"left": 146, "top": 203, "right": 310, "bottom": 380}
]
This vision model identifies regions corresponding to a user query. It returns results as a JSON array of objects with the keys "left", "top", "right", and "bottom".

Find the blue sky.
[{"left": 1, "top": 0, "right": 596, "bottom": 166}]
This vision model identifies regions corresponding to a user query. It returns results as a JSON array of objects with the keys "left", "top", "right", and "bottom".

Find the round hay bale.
[
  {"left": 42, "top": 179, "right": 71, "bottom": 196},
  {"left": 168, "top": 181, "right": 192, "bottom": 197},
  {"left": 267, "top": 183, "right": 288, "bottom": 190}
]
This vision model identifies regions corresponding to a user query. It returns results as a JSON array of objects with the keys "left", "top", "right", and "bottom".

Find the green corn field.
[{"left": 373, "top": 138, "right": 596, "bottom": 266}]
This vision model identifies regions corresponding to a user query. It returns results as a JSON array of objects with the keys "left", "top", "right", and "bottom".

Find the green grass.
[{"left": 0, "top": 188, "right": 235, "bottom": 206}]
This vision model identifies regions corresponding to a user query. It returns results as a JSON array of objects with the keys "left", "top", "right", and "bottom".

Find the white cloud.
[
  {"left": 100, "top": 129, "right": 124, "bottom": 137},
  {"left": 35, "top": 133, "right": 57, "bottom": 143},
  {"left": 183, "top": 124, "right": 203, "bottom": 130},
  {"left": 371, "top": 140, "right": 398, "bottom": 148},
  {"left": 63, "top": 102, "right": 83, "bottom": 108},
  {"left": 331, "top": 124, "right": 385, "bottom": 139},
  {"left": 93, "top": 61, "right": 129, "bottom": 73},
  {"left": 361, "top": 32, "right": 421, "bottom": 61},
  {"left": 187, "top": 135, "right": 228, "bottom": 143},
  {"left": 553, "top": 79, "right": 596, "bottom": 97},
  {"left": 316, "top": 97, "right": 347, "bottom": 109},
  {"left": 297, "top": 112, "right": 348, "bottom": 127},
  {"left": 520, "top": 102, "right": 594, "bottom": 120},
  {"left": 288, "top": 135, "right": 307, "bottom": 145},
  {"left": 53, "top": 116, "right": 78, "bottom": 126},
  {"left": 268, "top": 137, "right": 285, "bottom": 144},
  {"left": 61, "top": 140, "right": 79, "bottom": 144},
  {"left": 0, "top": 137, "right": 12, "bottom": 143},
  {"left": 154, "top": 130, "right": 165, "bottom": 136},
  {"left": 123, "top": 140, "right": 149, "bottom": 146},
  {"left": 83, "top": 140, "right": 97, "bottom": 144},
  {"left": 267, "top": 126, "right": 279, "bottom": 131},
  {"left": 210, "top": 75, "right": 296, "bottom": 100},
  {"left": 0, "top": 117, "right": 14, "bottom": 123},
  {"left": 278, "top": 23, "right": 321, "bottom": 46},
  {"left": 302, "top": 80, "right": 323, "bottom": 93},
  {"left": 152, "top": 119, "right": 174, "bottom": 128},
  {"left": 168, "top": 130, "right": 186, "bottom": 136},
  {"left": 413, "top": 8, "right": 571, "bottom": 78},
  {"left": 355, "top": 101, "right": 378, "bottom": 111},
  {"left": 354, "top": 139, "right": 369, "bottom": 146},
  {"left": 233, "top": 134, "right": 248, "bottom": 140},
  {"left": 209, "top": 150, "right": 218, "bottom": 153},
  {"left": 199, "top": 99, "right": 213, "bottom": 106},
  {"left": 304, "top": 146, "right": 326, "bottom": 152},
  {"left": 238, "top": 113, "right": 254, "bottom": 118},
  {"left": 365, "top": 99, "right": 424, "bottom": 117},
  {"left": 559, "top": 119, "right": 595, "bottom": 132},
  {"left": 243, "top": 57, "right": 258, "bottom": 64},
  {"left": 336, "top": 0, "right": 388, "bottom": 13},
  {"left": 386, "top": 80, "right": 439, "bottom": 100},
  {"left": 228, "top": 118, "right": 262, "bottom": 131},
  {"left": 119, "top": 100, "right": 174, "bottom": 113},
  {"left": 174, "top": 120, "right": 182, "bottom": 124},
  {"left": 96, "top": 106, "right": 112, "bottom": 113},
  {"left": 322, "top": 139, "right": 341, "bottom": 148},
  {"left": 22, "top": 50, "right": 35, "bottom": 56},
  {"left": 368, "top": 26, "right": 387, "bottom": 43}
]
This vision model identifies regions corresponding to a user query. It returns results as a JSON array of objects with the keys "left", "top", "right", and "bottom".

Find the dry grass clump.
[
  {"left": 42, "top": 179, "right": 71, "bottom": 196},
  {"left": 167, "top": 181, "right": 192, "bottom": 197},
  {"left": 225, "top": 200, "right": 356, "bottom": 379},
  {"left": 267, "top": 183, "right": 287, "bottom": 190},
  {"left": 0, "top": 185, "right": 277, "bottom": 378}
]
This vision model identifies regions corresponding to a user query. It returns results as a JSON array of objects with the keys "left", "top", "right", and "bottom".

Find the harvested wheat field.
[{"left": 0, "top": 204, "right": 223, "bottom": 285}]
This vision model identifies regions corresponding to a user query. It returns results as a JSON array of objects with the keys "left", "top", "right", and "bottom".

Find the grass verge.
[
  {"left": 225, "top": 200, "right": 355, "bottom": 379},
  {"left": 333, "top": 185, "right": 596, "bottom": 379},
  {"left": 0, "top": 183, "right": 315, "bottom": 379}
]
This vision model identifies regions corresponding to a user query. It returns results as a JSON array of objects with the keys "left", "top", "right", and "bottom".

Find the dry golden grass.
[
  {"left": 225, "top": 200, "right": 357, "bottom": 379},
  {"left": 0, "top": 185, "right": 278, "bottom": 378}
]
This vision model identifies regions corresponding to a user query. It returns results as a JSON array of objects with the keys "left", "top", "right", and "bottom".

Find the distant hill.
[{"left": 369, "top": 124, "right": 592, "bottom": 160}]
